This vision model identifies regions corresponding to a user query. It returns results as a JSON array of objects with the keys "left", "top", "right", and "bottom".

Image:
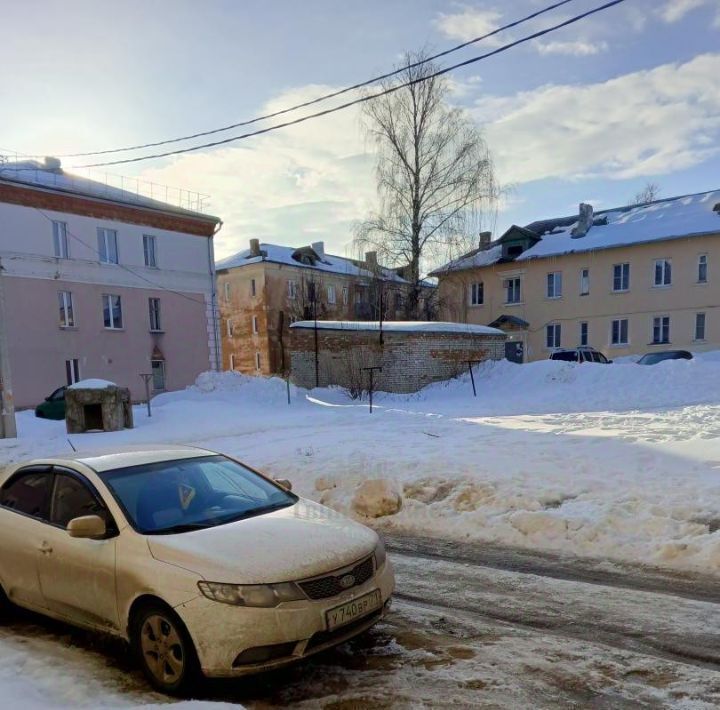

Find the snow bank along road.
[{"left": 4, "top": 536, "right": 720, "bottom": 708}]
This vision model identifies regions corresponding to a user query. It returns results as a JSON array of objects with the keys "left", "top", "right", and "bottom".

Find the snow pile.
[
  {"left": 68, "top": 378, "right": 116, "bottom": 390},
  {"left": 351, "top": 479, "right": 403, "bottom": 518}
]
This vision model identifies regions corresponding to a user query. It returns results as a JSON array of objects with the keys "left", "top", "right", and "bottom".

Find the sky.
[{"left": 2, "top": 0, "right": 720, "bottom": 263}]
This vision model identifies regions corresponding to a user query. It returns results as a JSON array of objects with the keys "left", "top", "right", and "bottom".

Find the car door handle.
[{"left": 38, "top": 542, "right": 53, "bottom": 555}]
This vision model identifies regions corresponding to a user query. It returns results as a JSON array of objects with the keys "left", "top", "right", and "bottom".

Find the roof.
[
  {"left": 488, "top": 315, "right": 530, "bottom": 329},
  {"left": 289, "top": 320, "right": 504, "bottom": 335},
  {"left": 42, "top": 445, "right": 215, "bottom": 473},
  {"left": 0, "top": 159, "right": 219, "bottom": 223},
  {"left": 434, "top": 189, "right": 720, "bottom": 273},
  {"left": 216, "top": 242, "right": 408, "bottom": 282}
]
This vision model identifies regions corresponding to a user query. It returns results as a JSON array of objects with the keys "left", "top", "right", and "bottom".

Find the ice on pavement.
[{"left": 5, "top": 354, "right": 720, "bottom": 579}]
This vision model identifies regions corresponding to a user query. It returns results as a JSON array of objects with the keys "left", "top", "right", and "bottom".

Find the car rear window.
[{"left": 551, "top": 351, "right": 578, "bottom": 362}]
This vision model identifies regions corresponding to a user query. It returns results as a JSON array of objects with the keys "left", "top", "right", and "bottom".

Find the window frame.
[
  {"left": 97, "top": 227, "right": 119, "bottom": 265},
  {"left": 288, "top": 280, "right": 298, "bottom": 300},
  {"left": 255, "top": 352, "right": 261, "bottom": 371},
  {"left": 52, "top": 220, "right": 69, "bottom": 259},
  {"left": 545, "top": 323, "right": 561, "bottom": 349},
  {"left": 151, "top": 359, "right": 166, "bottom": 391},
  {"left": 653, "top": 258, "right": 672, "bottom": 288},
  {"left": 252, "top": 315, "right": 258, "bottom": 334},
  {"left": 327, "top": 285, "right": 336, "bottom": 305},
  {"left": 695, "top": 312, "right": 707, "bottom": 341},
  {"left": 579, "top": 321, "right": 589, "bottom": 347},
  {"left": 580, "top": 268, "right": 590, "bottom": 296},
  {"left": 102, "top": 293, "right": 123, "bottom": 330},
  {"left": 504, "top": 277, "right": 521, "bottom": 304},
  {"left": 226, "top": 319, "right": 234, "bottom": 338},
  {"left": 610, "top": 318, "right": 629, "bottom": 346},
  {"left": 469, "top": 282, "right": 484, "bottom": 306},
  {"left": 58, "top": 290, "right": 75, "bottom": 328},
  {"left": 250, "top": 278, "right": 257, "bottom": 297},
  {"left": 546, "top": 271, "right": 563, "bottom": 299},
  {"left": 342, "top": 286, "right": 349, "bottom": 306},
  {"left": 142, "top": 234, "right": 157, "bottom": 268},
  {"left": 49, "top": 467, "right": 116, "bottom": 534},
  {"left": 65, "top": 358, "right": 80, "bottom": 386},
  {"left": 0, "top": 466, "right": 54, "bottom": 523},
  {"left": 698, "top": 254, "right": 708, "bottom": 284},
  {"left": 148, "top": 297, "right": 162, "bottom": 332},
  {"left": 651, "top": 315, "right": 671, "bottom": 345},
  {"left": 224, "top": 282, "right": 231, "bottom": 302},
  {"left": 612, "top": 263, "right": 630, "bottom": 292}
]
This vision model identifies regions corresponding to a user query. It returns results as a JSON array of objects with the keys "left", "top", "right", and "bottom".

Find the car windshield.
[
  {"left": 99, "top": 455, "right": 297, "bottom": 534},
  {"left": 638, "top": 352, "right": 689, "bottom": 365}
]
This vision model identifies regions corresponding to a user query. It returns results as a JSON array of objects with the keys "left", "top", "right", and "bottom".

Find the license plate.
[{"left": 326, "top": 589, "right": 382, "bottom": 631}]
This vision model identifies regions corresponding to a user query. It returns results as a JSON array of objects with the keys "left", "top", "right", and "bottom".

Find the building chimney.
[
  {"left": 571, "top": 203, "right": 594, "bottom": 239},
  {"left": 249, "top": 238, "right": 261, "bottom": 257},
  {"left": 365, "top": 251, "right": 378, "bottom": 269},
  {"left": 479, "top": 231, "right": 492, "bottom": 250},
  {"left": 311, "top": 241, "right": 325, "bottom": 259},
  {"left": 43, "top": 156, "right": 62, "bottom": 172}
]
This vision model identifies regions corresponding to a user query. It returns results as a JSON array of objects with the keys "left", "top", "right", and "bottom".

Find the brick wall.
[{"left": 290, "top": 327, "right": 506, "bottom": 393}]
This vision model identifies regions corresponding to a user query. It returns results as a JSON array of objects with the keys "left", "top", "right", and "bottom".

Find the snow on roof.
[
  {"left": 289, "top": 320, "right": 504, "bottom": 335},
  {"left": 0, "top": 159, "right": 218, "bottom": 222},
  {"left": 519, "top": 190, "right": 720, "bottom": 261},
  {"left": 68, "top": 378, "right": 117, "bottom": 390},
  {"left": 216, "top": 243, "right": 408, "bottom": 282},
  {"left": 434, "top": 190, "right": 720, "bottom": 273}
]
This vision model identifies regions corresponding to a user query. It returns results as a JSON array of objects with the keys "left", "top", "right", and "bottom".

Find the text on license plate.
[{"left": 326, "top": 589, "right": 382, "bottom": 631}]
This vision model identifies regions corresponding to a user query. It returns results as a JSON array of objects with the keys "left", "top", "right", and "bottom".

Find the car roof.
[{"left": 28, "top": 445, "right": 216, "bottom": 473}]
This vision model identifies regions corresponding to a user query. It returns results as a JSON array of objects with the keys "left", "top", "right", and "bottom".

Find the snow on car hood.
[{"left": 147, "top": 499, "right": 378, "bottom": 584}]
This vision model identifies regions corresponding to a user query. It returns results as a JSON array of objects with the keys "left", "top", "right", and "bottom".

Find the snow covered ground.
[{"left": 4, "top": 354, "right": 720, "bottom": 707}]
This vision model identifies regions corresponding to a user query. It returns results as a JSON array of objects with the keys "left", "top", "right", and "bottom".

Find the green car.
[{"left": 34, "top": 386, "right": 67, "bottom": 420}]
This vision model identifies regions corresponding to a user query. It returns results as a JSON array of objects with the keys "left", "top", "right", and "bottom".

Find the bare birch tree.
[{"left": 355, "top": 50, "right": 497, "bottom": 319}]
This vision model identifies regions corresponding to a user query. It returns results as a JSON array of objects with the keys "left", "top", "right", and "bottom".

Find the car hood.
[{"left": 147, "top": 499, "right": 378, "bottom": 584}]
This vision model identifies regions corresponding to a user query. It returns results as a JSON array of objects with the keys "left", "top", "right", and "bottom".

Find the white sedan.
[{"left": 0, "top": 446, "right": 394, "bottom": 695}]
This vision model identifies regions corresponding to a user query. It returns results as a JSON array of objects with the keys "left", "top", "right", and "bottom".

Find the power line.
[
  {"left": 76, "top": 0, "right": 627, "bottom": 170},
  {"left": 32, "top": 207, "right": 207, "bottom": 306},
  {"left": 46, "top": 0, "right": 579, "bottom": 160}
]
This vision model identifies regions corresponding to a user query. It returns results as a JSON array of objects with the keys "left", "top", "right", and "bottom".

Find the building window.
[
  {"left": 102, "top": 294, "right": 123, "bottom": 329},
  {"left": 255, "top": 352, "right": 261, "bottom": 371},
  {"left": 288, "top": 280, "right": 298, "bottom": 300},
  {"left": 654, "top": 259, "right": 672, "bottom": 287},
  {"left": 327, "top": 285, "right": 336, "bottom": 304},
  {"left": 652, "top": 316, "right": 670, "bottom": 344},
  {"left": 546, "top": 272, "right": 563, "bottom": 299},
  {"left": 698, "top": 255, "right": 708, "bottom": 283},
  {"left": 695, "top": 312, "right": 706, "bottom": 341},
  {"left": 580, "top": 268, "right": 589, "bottom": 295},
  {"left": 226, "top": 319, "right": 233, "bottom": 337},
  {"left": 612, "top": 263, "right": 630, "bottom": 292},
  {"left": 65, "top": 358, "right": 80, "bottom": 386},
  {"left": 504, "top": 278, "right": 521, "bottom": 304},
  {"left": 251, "top": 278, "right": 256, "bottom": 297},
  {"left": 611, "top": 318, "right": 629, "bottom": 346},
  {"left": 579, "top": 321, "right": 589, "bottom": 347},
  {"left": 148, "top": 298, "right": 161, "bottom": 332},
  {"left": 58, "top": 291, "right": 75, "bottom": 328},
  {"left": 143, "top": 235, "right": 157, "bottom": 268},
  {"left": 546, "top": 323, "right": 561, "bottom": 349},
  {"left": 53, "top": 221, "right": 69, "bottom": 259},
  {"left": 342, "top": 287, "right": 349, "bottom": 306},
  {"left": 151, "top": 360, "right": 166, "bottom": 391},
  {"left": 252, "top": 315, "right": 258, "bottom": 334},
  {"left": 306, "top": 281, "right": 317, "bottom": 303},
  {"left": 97, "top": 228, "right": 118, "bottom": 264},
  {"left": 230, "top": 354, "right": 237, "bottom": 370},
  {"left": 224, "top": 282, "right": 231, "bottom": 302},
  {"left": 470, "top": 282, "right": 484, "bottom": 306}
]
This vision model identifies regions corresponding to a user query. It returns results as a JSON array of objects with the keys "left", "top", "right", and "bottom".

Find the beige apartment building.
[
  {"left": 216, "top": 239, "right": 431, "bottom": 375},
  {"left": 433, "top": 190, "right": 720, "bottom": 362}
]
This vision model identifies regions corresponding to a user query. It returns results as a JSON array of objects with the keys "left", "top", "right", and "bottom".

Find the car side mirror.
[
  {"left": 67, "top": 515, "right": 107, "bottom": 539},
  {"left": 274, "top": 478, "right": 293, "bottom": 491}
]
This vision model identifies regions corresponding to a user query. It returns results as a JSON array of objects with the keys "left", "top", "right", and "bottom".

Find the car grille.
[{"left": 299, "top": 555, "right": 375, "bottom": 600}]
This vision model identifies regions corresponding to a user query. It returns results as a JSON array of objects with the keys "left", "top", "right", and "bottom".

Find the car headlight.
[
  {"left": 197, "top": 581, "right": 305, "bottom": 607},
  {"left": 374, "top": 537, "right": 387, "bottom": 570}
]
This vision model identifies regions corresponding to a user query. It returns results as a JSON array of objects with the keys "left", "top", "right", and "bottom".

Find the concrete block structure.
[
  {"left": 289, "top": 321, "right": 506, "bottom": 394},
  {"left": 65, "top": 380, "right": 133, "bottom": 433}
]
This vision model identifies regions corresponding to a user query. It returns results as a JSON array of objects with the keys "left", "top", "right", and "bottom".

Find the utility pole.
[
  {"left": 140, "top": 373, "right": 153, "bottom": 417},
  {"left": 467, "top": 359, "right": 482, "bottom": 397},
  {"left": 361, "top": 366, "right": 382, "bottom": 413},
  {"left": 0, "top": 259, "right": 17, "bottom": 438}
]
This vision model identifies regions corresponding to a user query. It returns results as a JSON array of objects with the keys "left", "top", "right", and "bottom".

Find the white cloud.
[
  {"left": 534, "top": 40, "right": 609, "bottom": 56},
  {"left": 434, "top": 7, "right": 504, "bottom": 44},
  {"left": 137, "top": 86, "right": 376, "bottom": 260},
  {"left": 476, "top": 53, "right": 720, "bottom": 183},
  {"left": 659, "top": 0, "right": 713, "bottom": 23}
]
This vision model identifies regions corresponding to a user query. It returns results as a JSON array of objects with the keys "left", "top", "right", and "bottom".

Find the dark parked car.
[
  {"left": 549, "top": 347, "right": 611, "bottom": 364},
  {"left": 637, "top": 350, "right": 693, "bottom": 365},
  {"left": 34, "top": 386, "right": 66, "bottom": 419}
]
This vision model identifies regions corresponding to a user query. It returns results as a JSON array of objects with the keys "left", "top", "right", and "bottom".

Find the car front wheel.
[{"left": 131, "top": 603, "right": 200, "bottom": 696}]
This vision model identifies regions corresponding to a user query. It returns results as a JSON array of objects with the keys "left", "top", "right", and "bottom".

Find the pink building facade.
[{"left": 0, "top": 159, "right": 221, "bottom": 409}]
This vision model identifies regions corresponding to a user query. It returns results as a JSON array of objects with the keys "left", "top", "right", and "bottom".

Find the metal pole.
[
  {"left": 0, "top": 258, "right": 17, "bottom": 438},
  {"left": 286, "top": 377, "right": 291, "bottom": 405},
  {"left": 467, "top": 360, "right": 481, "bottom": 398},
  {"left": 140, "top": 374, "right": 153, "bottom": 417},
  {"left": 361, "top": 366, "right": 382, "bottom": 414},
  {"left": 313, "top": 289, "right": 319, "bottom": 388}
]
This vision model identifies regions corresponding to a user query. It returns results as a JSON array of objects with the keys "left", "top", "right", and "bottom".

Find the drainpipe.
[{"left": 208, "top": 221, "right": 223, "bottom": 371}]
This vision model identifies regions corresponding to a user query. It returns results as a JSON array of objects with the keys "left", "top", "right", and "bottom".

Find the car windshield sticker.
[{"left": 178, "top": 484, "right": 196, "bottom": 510}]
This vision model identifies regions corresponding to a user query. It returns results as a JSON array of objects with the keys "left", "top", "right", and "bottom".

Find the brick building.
[
  {"left": 216, "top": 239, "right": 435, "bottom": 375},
  {"left": 289, "top": 321, "right": 506, "bottom": 393}
]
